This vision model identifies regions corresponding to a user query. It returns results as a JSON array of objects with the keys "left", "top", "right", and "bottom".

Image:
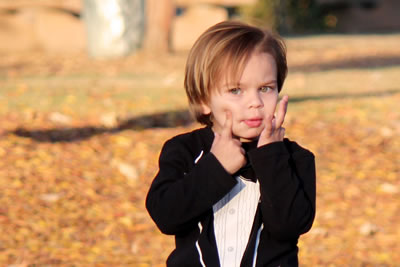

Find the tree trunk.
[
  {"left": 143, "top": 0, "right": 173, "bottom": 53},
  {"left": 83, "top": 0, "right": 145, "bottom": 58}
]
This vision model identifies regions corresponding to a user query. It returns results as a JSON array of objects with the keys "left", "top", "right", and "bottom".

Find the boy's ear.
[{"left": 200, "top": 102, "right": 211, "bottom": 115}]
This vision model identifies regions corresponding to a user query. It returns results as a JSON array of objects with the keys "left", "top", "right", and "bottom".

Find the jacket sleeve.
[
  {"left": 145, "top": 137, "right": 237, "bottom": 235},
  {"left": 248, "top": 139, "right": 316, "bottom": 241}
]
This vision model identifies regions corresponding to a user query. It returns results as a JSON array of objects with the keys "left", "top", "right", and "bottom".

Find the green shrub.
[{"left": 240, "top": 0, "right": 325, "bottom": 34}]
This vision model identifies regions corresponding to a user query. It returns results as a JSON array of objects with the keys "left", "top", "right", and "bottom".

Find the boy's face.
[{"left": 202, "top": 51, "right": 279, "bottom": 142}]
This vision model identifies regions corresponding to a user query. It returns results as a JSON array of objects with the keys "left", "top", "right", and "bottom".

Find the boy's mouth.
[{"left": 243, "top": 118, "right": 262, "bottom": 128}]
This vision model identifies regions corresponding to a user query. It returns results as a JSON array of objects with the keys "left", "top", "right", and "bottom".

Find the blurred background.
[
  {"left": 0, "top": 0, "right": 399, "bottom": 266},
  {"left": 2, "top": 0, "right": 400, "bottom": 55}
]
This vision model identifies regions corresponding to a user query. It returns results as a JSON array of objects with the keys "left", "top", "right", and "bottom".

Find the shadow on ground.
[
  {"left": 11, "top": 109, "right": 193, "bottom": 143},
  {"left": 289, "top": 88, "right": 399, "bottom": 102},
  {"left": 10, "top": 89, "right": 399, "bottom": 143},
  {"left": 1, "top": 52, "right": 400, "bottom": 76},
  {"left": 291, "top": 55, "right": 400, "bottom": 72}
]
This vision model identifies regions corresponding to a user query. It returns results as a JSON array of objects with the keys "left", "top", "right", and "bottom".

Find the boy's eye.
[
  {"left": 259, "top": 86, "right": 275, "bottom": 93},
  {"left": 228, "top": 88, "right": 241, "bottom": 95}
]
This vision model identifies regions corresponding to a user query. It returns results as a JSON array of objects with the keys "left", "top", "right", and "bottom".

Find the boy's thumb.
[{"left": 222, "top": 111, "right": 233, "bottom": 138}]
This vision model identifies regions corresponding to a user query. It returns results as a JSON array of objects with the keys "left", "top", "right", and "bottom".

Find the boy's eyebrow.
[
  {"left": 260, "top": 80, "right": 278, "bottom": 85},
  {"left": 223, "top": 80, "right": 278, "bottom": 88}
]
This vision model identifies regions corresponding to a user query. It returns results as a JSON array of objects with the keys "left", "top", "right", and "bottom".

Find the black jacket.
[{"left": 146, "top": 127, "right": 316, "bottom": 267}]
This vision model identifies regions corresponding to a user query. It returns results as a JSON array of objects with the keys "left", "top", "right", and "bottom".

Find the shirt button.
[
  {"left": 229, "top": 209, "right": 235, "bottom": 214},
  {"left": 228, "top": 246, "right": 234, "bottom": 252}
]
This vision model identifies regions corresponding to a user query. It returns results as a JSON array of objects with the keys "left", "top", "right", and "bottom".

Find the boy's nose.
[{"left": 248, "top": 92, "right": 264, "bottom": 108}]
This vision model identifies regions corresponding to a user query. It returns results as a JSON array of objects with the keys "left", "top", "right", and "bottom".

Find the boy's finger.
[
  {"left": 261, "top": 113, "right": 273, "bottom": 137},
  {"left": 222, "top": 111, "right": 233, "bottom": 139},
  {"left": 275, "top": 95, "right": 289, "bottom": 128}
]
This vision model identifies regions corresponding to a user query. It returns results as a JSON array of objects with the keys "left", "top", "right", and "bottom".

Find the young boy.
[{"left": 146, "top": 21, "right": 316, "bottom": 267}]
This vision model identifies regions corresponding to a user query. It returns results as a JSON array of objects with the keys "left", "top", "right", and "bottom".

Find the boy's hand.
[
  {"left": 210, "top": 112, "right": 246, "bottom": 174},
  {"left": 258, "top": 95, "right": 289, "bottom": 147}
]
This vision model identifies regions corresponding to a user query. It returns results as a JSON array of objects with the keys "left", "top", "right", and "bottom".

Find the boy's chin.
[
  {"left": 238, "top": 132, "right": 261, "bottom": 142},
  {"left": 239, "top": 137, "right": 259, "bottom": 143}
]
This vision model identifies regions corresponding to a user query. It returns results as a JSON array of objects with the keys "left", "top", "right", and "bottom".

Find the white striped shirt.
[{"left": 213, "top": 176, "right": 261, "bottom": 267}]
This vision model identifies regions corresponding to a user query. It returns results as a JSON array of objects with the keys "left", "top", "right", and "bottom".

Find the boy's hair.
[{"left": 184, "top": 20, "right": 288, "bottom": 126}]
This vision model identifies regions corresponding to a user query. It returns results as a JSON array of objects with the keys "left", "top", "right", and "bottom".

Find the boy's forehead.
[
  {"left": 213, "top": 51, "right": 275, "bottom": 88},
  {"left": 213, "top": 57, "right": 244, "bottom": 86},
  {"left": 213, "top": 69, "right": 241, "bottom": 90}
]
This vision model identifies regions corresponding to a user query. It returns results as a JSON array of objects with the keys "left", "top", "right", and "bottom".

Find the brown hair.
[{"left": 184, "top": 20, "right": 288, "bottom": 126}]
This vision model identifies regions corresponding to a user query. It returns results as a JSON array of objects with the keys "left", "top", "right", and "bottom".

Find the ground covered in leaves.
[{"left": 1, "top": 33, "right": 400, "bottom": 266}]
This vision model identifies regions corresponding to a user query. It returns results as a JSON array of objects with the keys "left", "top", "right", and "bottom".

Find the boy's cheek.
[
  {"left": 264, "top": 100, "right": 278, "bottom": 116},
  {"left": 210, "top": 101, "right": 237, "bottom": 124},
  {"left": 214, "top": 109, "right": 229, "bottom": 125},
  {"left": 212, "top": 108, "right": 234, "bottom": 130},
  {"left": 265, "top": 106, "right": 276, "bottom": 118},
  {"left": 222, "top": 102, "right": 237, "bottom": 115},
  {"left": 217, "top": 104, "right": 233, "bottom": 119}
]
